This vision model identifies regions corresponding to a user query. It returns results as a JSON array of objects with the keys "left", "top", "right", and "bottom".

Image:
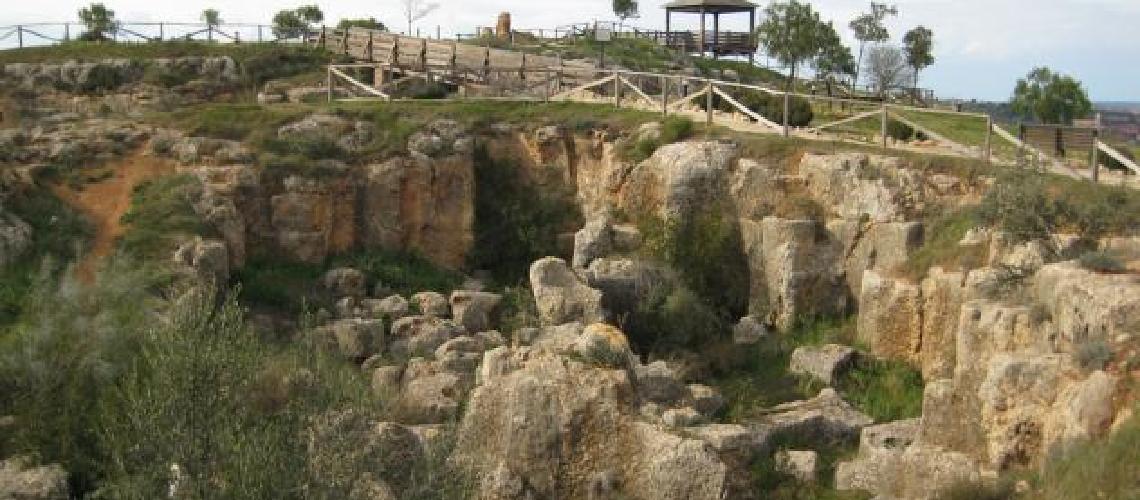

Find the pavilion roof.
[{"left": 663, "top": 0, "right": 757, "bottom": 13}]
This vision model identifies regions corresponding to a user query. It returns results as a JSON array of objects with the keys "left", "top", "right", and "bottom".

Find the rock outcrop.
[
  {"left": 529, "top": 257, "right": 607, "bottom": 326},
  {"left": 0, "top": 457, "right": 69, "bottom": 500},
  {"left": 0, "top": 206, "right": 31, "bottom": 267},
  {"left": 453, "top": 326, "right": 728, "bottom": 499}
]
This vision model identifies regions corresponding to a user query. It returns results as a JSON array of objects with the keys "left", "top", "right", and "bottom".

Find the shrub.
[
  {"left": 1078, "top": 251, "right": 1125, "bottom": 274},
  {"left": 886, "top": 119, "right": 926, "bottom": 141},
  {"left": 468, "top": 145, "right": 581, "bottom": 282},
  {"left": 659, "top": 116, "right": 694, "bottom": 144},
  {"left": 837, "top": 357, "right": 925, "bottom": 423},
  {"left": 142, "top": 63, "right": 198, "bottom": 88},
  {"left": 119, "top": 175, "right": 211, "bottom": 262},
  {"left": 1036, "top": 414, "right": 1140, "bottom": 500},
  {"left": 903, "top": 208, "right": 983, "bottom": 279},
  {"left": 977, "top": 171, "right": 1057, "bottom": 243},
  {"left": 1075, "top": 340, "right": 1113, "bottom": 371},
  {"left": 934, "top": 479, "right": 1016, "bottom": 500}
]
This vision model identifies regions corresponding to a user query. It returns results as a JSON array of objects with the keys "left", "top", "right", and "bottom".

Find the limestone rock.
[
  {"left": 0, "top": 457, "right": 68, "bottom": 500},
  {"left": 835, "top": 419, "right": 982, "bottom": 500},
  {"left": 172, "top": 237, "right": 230, "bottom": 285},
  {"left": 857, "top": 270, "right": 923, "bottom": 365},
  {"left": 312, "top": 318, "right": 385, "bottom": 361},
  {"left": 371, "top": 365, "right": 404, "bottom": 397},
  {"left": 798, "top": 153, "right": 920, "bottom": 222},
  {"left": 687, "top": 384, "right": 726, "bottom": 417},
  {"left": 788, "top": 344, "right": 858, "bottom": 386},
  {"left": 277, "top": 113, "right": 375, "bottom": 153},
  {"left": 572, "top": 215, "right": 613, "bottom": 269},
  {"left": 399, "top": 359, "right": 465, "bottom": 424},
  {"left": 450, "top": 290, "right": 502, "bottom": 333},
  {"left": 750, "top": 389, "right": 874, "bottom": 453},
  {"left": 688, "top": 424, "right": 757, "bottom": 456},
  {"left": 411, "top": 291, "right": 450, "bottom": 317},
  {"left": 0, "top": 208, "right": 31, "bottom": 267},
  {"left": 635, "top": 360, "right": 687, "bottom": 405},
  {"left": 775, "top": 450, "right": 818, "bottom": 483},
  {"left": 572, "top": 323, "right": 633, "bottom": 368},
  {"left": 662, "top": 407, "right": 704, "bottom": 428},
  {"left": 741, "top": 217, "right": 848, "bottom": 330},
  {"left": 362, "top": 143, "right": 474, "bottom": 269},
  {"left": 324, "top": 268, "right": 367, "bottom": 298},
  {"left": 529, "top": 257, "right": 607, "bottom": 326},
  {"left": 390, "top": 316, "right": 465, "bottom": 358},
  {"left": 362, "top": 295, "right": 410, "bottom": 320},
  {"left": 454, "top": 350, "right": 727, "bottom": 499},
  {"left": 618, "top": 141, "right": 737, "bottom": 221},
  {"left": 732, "top": 316, "right": 769, "bottom": 345}
]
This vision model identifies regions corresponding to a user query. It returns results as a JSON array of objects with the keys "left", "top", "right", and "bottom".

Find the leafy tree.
[
  {"left": 849, "top": 2, "right": 897, "bottom": 87},
  {"left": 1011, "top": 67, "right": 1093, "bottom": 125},
  {"left": 902, "top": 26, "right": 934, "bottom": 102},
  {"left": 613, "top": 0, "right": 640, "bottom": 30},
  {"left": 401, "top": 0, "right": 440, "bottom": 36},
  {"left": 814, "top": 21, "right": 856, "bottom": 102},
  {"left": 201, "top": 9, "right": 222, "bottom": 29},
  {"left": 337, "top": 18, "right": 388, "bottom": 31},
  {"left": 756, "top": 0, "right": 825, "bottom": 131},
  {"left": 272, "top": 5, "right": 324, "bottom": 40},
  {"left": 77, "top": 3, "right": 118, "bottom": 42},
  {"left": 865, "top": 45, "right": 909, "bottom": 98},
  {"left": 295, "top": 5, "right": 325, "bottom": 24}
]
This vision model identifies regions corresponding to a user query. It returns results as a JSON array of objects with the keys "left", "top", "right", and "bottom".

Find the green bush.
[
  {"left": 141, "top": 63, "right": 198, "bottom": 88},
  {"left": 934, "top": 480, "right": 1016, "bottom": 500},
  {"left": 331, "top": 249, "right": 464, "bottom": 297},
  {"left": 119, "top": 175, "right": 211, "bottom": 263},
  {"left": 1075, "top": 340, "right": 1113, "bottom": 371},
  {"left": 1, "top": 262, "right": 447, "bottom": 497},
  {"left": 902, "top": 208, "right": 985, "bottom": 279},
  {"left": 0, "top": 186, "right": 91, "bottom": 326},
  {"left": 468, "top": 145, "right": 581, "bottom": 282},
  {"left": 659, "top": 115, "right": 694, "bottom": 144},
  {"left": 837, "top": 357, "right": 925, "bottom": 423},
  {"left": 707, "top": 90, "right": 813, "bottom": 127},
  {"left": 1078, "top": 251, "right": 1125, "bottom": 274},
  {"left": 886, "top": 120, "right": 927, "bottom": 141},
  {"left": 1036, "top": 413, "right": 1140, "bottom": 500}
]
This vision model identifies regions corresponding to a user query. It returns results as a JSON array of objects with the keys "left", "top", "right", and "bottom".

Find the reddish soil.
[{"left": 53, "top": 151, "right": 174, "bottom": 283}]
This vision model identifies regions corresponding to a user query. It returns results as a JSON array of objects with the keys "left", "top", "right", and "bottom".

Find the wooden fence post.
[
  {"left": 614, "top": 71, "right": 622, "bottom": 108},
  {"left": 984, "top": 115, "right": 993, "bottom": 165},
  {"left": 64, "top": 24, "right": 70, "bottom": 42},
  {"left": 326, "top": 66, "right": 333, "bottom": 103},
  {"left": 706, "top": 79, "right": 714, "bottom": 126},
  {"left": 661, "top": 75, "right": 669, "bottom": 116},
  {"left": 783, "top": 90, "right": 791, "bottom": 137},
  {"left": 881, "top": 103, "right": 889, "bottom": 150},
  {"left": 17, "top": 26, "right": 22, "bottom": 49},
  {"left": 258, "top": 25, "right": 263, "bottom": 43},
  {"left": 1091, "top": 134, "right": 1100, "bottom": 184}
]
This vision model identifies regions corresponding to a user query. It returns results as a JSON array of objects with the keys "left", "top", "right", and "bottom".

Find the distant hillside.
[{"left": 1097, "top": 102, "right": 1140, "bottom": 113}]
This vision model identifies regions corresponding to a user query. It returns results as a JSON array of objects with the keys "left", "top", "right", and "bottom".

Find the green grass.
[
  {"left": 119, "top": 174, "right": 213, "bottom": 263},
  {"left": 710, "top": 316, "right": 923, "bottom": 424},
  {"left": 902, "top": 208, "right": 984, "bottom": 280},
  {"left": 895, "top": 109, "right": 1018, "bottom": 161},
  {"left": 235, "top": 249, "right": 464, "bottom": 314},
  {"left": 1033, "top": 412, "right": 1140, "bottom": 500},
  {"left": 749, "top": 432, "right": 872, "bottom": 500},
  {"left": 0, "top": 185, "right": 91, "bottom": 327}
]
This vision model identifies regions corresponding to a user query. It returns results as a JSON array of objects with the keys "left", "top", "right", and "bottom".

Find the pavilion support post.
[
  {"left": 748, "top": 9, "right": 756, "bottom": 65},
  {"left": 713, "top": 13, "right": 720, "bottom": 60},
  {"left": 706, "top": 79, "right": 714, "bottom": 126},
  {"left": 699, "top": 8, "right": 706, "bottom": 56},
  {"left": 665, "top": 10, "right": 671, "bottom": 49}
]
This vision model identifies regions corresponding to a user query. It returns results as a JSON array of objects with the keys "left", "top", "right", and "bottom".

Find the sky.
[{"left": 1, "top": 0, "right": 1138, "bottom": 102}]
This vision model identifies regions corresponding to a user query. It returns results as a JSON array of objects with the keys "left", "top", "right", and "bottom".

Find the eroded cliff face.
[{"left": 168, "top": 116, "right": 476, "bottom": 268}]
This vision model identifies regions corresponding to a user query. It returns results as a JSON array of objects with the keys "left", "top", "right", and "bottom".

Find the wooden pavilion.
[{"left": 664, "top": 0, "right": 758, "bottom": 61}]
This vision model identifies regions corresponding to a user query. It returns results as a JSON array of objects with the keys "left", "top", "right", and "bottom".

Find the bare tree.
[
  {"left": 402, "top": 0, "right": 440, "bottom": 36},
  {"left": 865, "top": 45, "right": 911, "bottom": 98}
]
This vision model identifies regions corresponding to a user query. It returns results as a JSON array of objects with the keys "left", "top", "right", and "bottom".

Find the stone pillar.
[{"left": 496, "top": 12, "right": 512, "bottom": 40}]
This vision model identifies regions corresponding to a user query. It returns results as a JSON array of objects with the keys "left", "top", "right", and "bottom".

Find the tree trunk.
[
  {"left": 784, "top": 64, "right": 795, "bottom": 137},
  {"left": 913, "top": 69, "right": 919, "bottom": 106}
]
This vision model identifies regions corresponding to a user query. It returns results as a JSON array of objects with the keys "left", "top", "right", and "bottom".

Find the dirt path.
[{"left": 53, "top": 151, "right": 174, "bottom": 283}]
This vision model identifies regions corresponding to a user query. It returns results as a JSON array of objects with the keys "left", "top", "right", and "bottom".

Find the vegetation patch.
[
  {"left": 1077, "top": 251, "right": 1125, "bottom": 274},
  {"left": 902, "top": 207, "right": 984, "bottom": 279},
  {"left": 119, "top": 174, "right": 211, "bottom": 263},
  {"left": 0, "top": 185, "right": 91, "bottom": 327},
  {"left": 468, "top": 144, "right": 582, "bottom": 283}
]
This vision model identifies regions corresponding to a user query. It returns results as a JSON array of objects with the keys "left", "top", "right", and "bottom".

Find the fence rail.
[{"left": 0, "top": 22, "right": 291, "bottom": 49}]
